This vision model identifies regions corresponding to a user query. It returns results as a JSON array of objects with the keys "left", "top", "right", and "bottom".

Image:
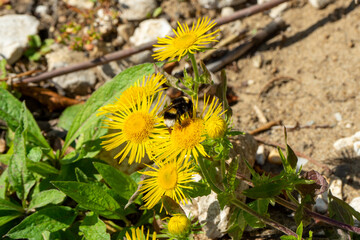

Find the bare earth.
[{"left": 228, "top": 0, "right": 360, "bottom": 201}]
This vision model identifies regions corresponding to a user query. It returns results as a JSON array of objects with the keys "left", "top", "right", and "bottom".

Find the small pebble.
[
  {"left": 268, "top": 149, "right": 282, "bottom": 165},
  {"left": 255, "top": 145, "right": 266, "bottom": 165},
  {"left": 247, "top": 79, "right": 254, "bottom": 85},
  {"left": 345, "top": 123, "right": 352, "bottom": 128},
  {"left": 313, "top": 196, "right": 328, "bottom": 214},
  {"left": 334, "top": 112, "right": 342, "bottom": 122},
  {"left": 329, "top": 177, "right": 343, "bottom": 200},
  {"left": 252, "top": 54, "right": 263, "bottom": 68},
  {"left": 0, "top": 139, "right": 5, "bottom": 153}
]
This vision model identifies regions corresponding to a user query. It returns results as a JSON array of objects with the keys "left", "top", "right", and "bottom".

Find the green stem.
[
  {"left": 231, "top": 198, "right": 298, "bottom": 237},
  {"left": 286, "top": 190, "right": 300, "bottom": 206},
  {"left": 188, "top": 53, "right": 200, "bottom": 96}
]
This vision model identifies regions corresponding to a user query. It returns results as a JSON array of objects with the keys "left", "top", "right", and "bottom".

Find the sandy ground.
[{"left": 227, "top": 0, "right": 360, "bottom": 201}]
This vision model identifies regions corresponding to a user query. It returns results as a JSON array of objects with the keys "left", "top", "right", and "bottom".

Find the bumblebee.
[{"left": 159, "top": 96, "right": 193, "bottom": 128}]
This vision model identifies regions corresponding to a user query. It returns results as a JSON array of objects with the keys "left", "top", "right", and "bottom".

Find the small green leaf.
[
  {"left": 152, "top": 7, "right": 162, "bottom": 17},
  {"left": 27, "top": 147, "right": 42, "bottom": 162},
  {"left": 286, "top": 144, "right": 298, "bottom": 171},
  {"left": 0, "top": 88, "right": 54, "bottom": 159},
  {"left": 0, "top": 153, "right": 11, "bottom": 165},
  {"left": 93, "top": 162, "right": 137, "bottom": 200},
  {"left": 0, "top": 199, "right": 23, "bottom": 212},
  {"left": 328, "top": 191, "right": 359, "bottom": 225},
  {"left": 187, "top": 181, "right": 211, "bottom": 198},
  {"left": 242, "top": 181, "right": 285, "bottom": 199},
  {"left": 28, "top": 189, "right": 66, "bottom": 209},
  {"left": 79, "top": 212, "right": 110, "bottom": 240},
  {"left": 243, "top": 199, "right": 270, "bottom": 228},
  {"left": 26, "top": 160, "right": 59, "bottom": 176},
  {"left": 6, "top": 206, "right": 77, "bottom": 239},
  {"left": 75, "top": 168, "right": 89, "bottom": 183},
  {"left": 218, "top": 192, "right": 232, "bottom": 210},
  {"left": 0, "top": 168, "right": 9, "bottom": 199},
  {"left": 8, "top": 104, "right": 36, "bottom": 200},
  {"left": 52, "top": 181, "right": 124, "bottom": 219}
]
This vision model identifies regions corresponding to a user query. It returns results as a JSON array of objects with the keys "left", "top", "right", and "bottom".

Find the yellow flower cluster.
[{"left": 98, "top": 17, "right": 225, "bottom": 214}]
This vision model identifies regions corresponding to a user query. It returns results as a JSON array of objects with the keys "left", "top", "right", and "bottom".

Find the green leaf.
[
  {"left": 8, "top": 104, "right": 36, "bottom": 200},
  {"left": 0, "top": 199, "right": 23, "bottom": 212},
  {"left": 226, "top": 156, "right": 239, "bottom": 192},
  {"left": 0, "top": 168, "right": 9, "bottom": 199},
  {"left": 0, "top": 153, "right": 11, "bottom": 165},
  {"left": 6, "top": 206, "right": 77, "bottom": 239},
  {"left": 58, "top": 104, "right": 84, "bottom": 131},
  {"left": 0, "top": 89, "right": 54, "bottom": 159},
  {"left": 52, "top": 181, "right": 124, "bottom": 219},
  {"left": 218, "top": 192, "right": 232, "bottom": 210},
  {"left": 79, "top": 212, "right": 110, "bottom": 240},
  {"left": 93, "top": 162, "right": 137, "bottom": 200},
  {"left": 28, "top": 189, "right": 66, "bottom": 209},
  {"left": 242, "top": 181, "right": 285, "bottom": 199},
  {"left": 328, "top": 191, "right": 359, "bottom": 225},
  {"left": 26, "top": 160, "right": 59, "bottom": 176},
  {"left": 161, "top": 196, "right": 185, "bottom": 215},
  {"left": 0, "top": 211, "right": 23, "bottom": 226},
  {"left": 187, "top": 181, "right": 211, "bottom": 198},
  {"left": 62, "top": 63, "right": 161, "bottom": 156},
  {"left": 27, "top": 147, "right": 42, "bottom": 162},
  {"left": 75, "top": 168, "right": 89, "bottom": 183},
  {"left": 243, "top": 199, "right": 270, "bottom": 228}
]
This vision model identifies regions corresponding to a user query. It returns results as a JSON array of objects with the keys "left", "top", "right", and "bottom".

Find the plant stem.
[
  {"left": 231, "top": 198, "right": 298, "bottom": 237},
  {"left": 188, "top": 53, "right": 200, "bottom": 95}
]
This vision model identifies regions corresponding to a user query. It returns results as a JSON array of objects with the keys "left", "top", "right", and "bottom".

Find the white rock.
[
  {"left": 313, "top": 196, "right": 328, "bottom": 214},
  {"left": 220, "top": 19, "right": 243, "bottom": 36},
  {"left": 182, "top": 191, "right": 230, "bottom": 239},
  {"left": 46, "top": 45, "right": 96, "bottom": 95},
  {"left": 64, "top": 0, "right": 94, "bottom": 9},
  {"left": 257, "top": 0, "right": 289, "bottom": 18},
  {"left": 334, "top": 112, "right": 342, "bottom": 122},
  {"left": 308, "top": 0, "right": 334, "bottom": 9},
  {"left": 129, "top": 18, "right": 172, "bottom": 63},
  {"left": 199, "top": 0, "right": 247, "bottom": 9},
  {"left": 221, "top": 7, "right": 235, "bottom": 17},
  {"left": 255, "top": 144, "right": 266, "bottom": 165},
  {"left": 333, "top": 131, "right": 360, "bottom": 152},
  {"left": 329, "top": 177, "right": 343, "bottom": 200},
  {"left": 350, "top": 197, "right": 360, "bottom": 214},
  {"left": 0, "top": 15, "right": 40, "bottom": 64},
  {"left": 354, "top": 141, "right": 360, "bottom": 156},
  {"left": 120, "top": 0, "right": 157, "bottom": 21},
  {"left": 35, "top": 5, "right": 48, "bottom": 16},
  {"left": 130, "top": 18, "right": 172, "bottom": 46},
  {"left": 96, "top": 8, "right": 115, "bottom": 35}
]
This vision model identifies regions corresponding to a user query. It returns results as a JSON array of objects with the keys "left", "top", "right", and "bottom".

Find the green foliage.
[
  {"left": 0, "top": 63, "right": 166, "bottom": 238},
  {"left": 280, "top": 222, "right": 313, "bottom": 240},
  {"left": 24, "top": 35, "right": 54, "bottom": 61}
]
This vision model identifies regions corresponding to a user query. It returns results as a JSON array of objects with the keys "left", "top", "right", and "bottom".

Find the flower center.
[
  {"left": 123, "top": 112, "right": 154, "bottom": 143},
  {"left": 173, "top": 32, "right": 198, "bottom": 49},
  {"left": 158, "top": 164, "right": 178, "bottom": 190},
  {"left": 205, "top": 117, "right": 226, "bottom": 139},
  {"left": 171, "top": 118, "right": 204, "bottom": 149}
]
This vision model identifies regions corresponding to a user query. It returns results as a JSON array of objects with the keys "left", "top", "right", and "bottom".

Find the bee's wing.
[{"left": 157, "top": 101, "right": 183, "bottom": 117}]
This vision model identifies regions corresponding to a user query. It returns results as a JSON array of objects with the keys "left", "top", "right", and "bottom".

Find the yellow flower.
[
  {"left": 125, "top": 226, "right": 156, "bottom": 240},
  {"left": 99, "top": 93, "right": 168, "bottom": 165},
  {"left": 168, "top": 214, "right": 191, "bottom": 236},
  {"left": 98, "top": 73, "right": 166, "bottom": 115},
  {"left": 202, "top": 97, "right": 227, "bottom": 139},
  {"left": 154, "top": 96, "right": 225, "bottom": 163},
  {"left": 140, "top": 159, "right": 195, "bottom": 209},
  {"left": 153, "top": 17, "right": 220, "bottom": 61}
]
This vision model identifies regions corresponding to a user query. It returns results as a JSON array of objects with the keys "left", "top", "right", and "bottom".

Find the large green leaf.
[
  {"left": 6, "top": 206, "right": 76, "bottom": 239},
  {"left": 8, "top": 104, "right": 36, "bottom": 201},
  {"left": 52, "top": 181, "right": 124, "bottom": 219},
  {"left": 93, "top": 162, "right": 137, "bottom": 200},
  {"left": 26, "top": 160, "right": 59, "bottom": 177},
  {"left": 79, "top": 212, "right": 110, "bottom": 240},
  {"left": 28, "top": 189, "right": 66, "bottom": 209},
  {"left": 0, "top": 88, "right": 54, "bottom": 159},
  {"left": 57, "top": 104, "right": 84, "bottom": 131},
  {"left": 62, "top": 63, "right": 161, "bottom": 156},
  {"left": 0, "top": 168, "right": 8, "bottom": 199}
]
